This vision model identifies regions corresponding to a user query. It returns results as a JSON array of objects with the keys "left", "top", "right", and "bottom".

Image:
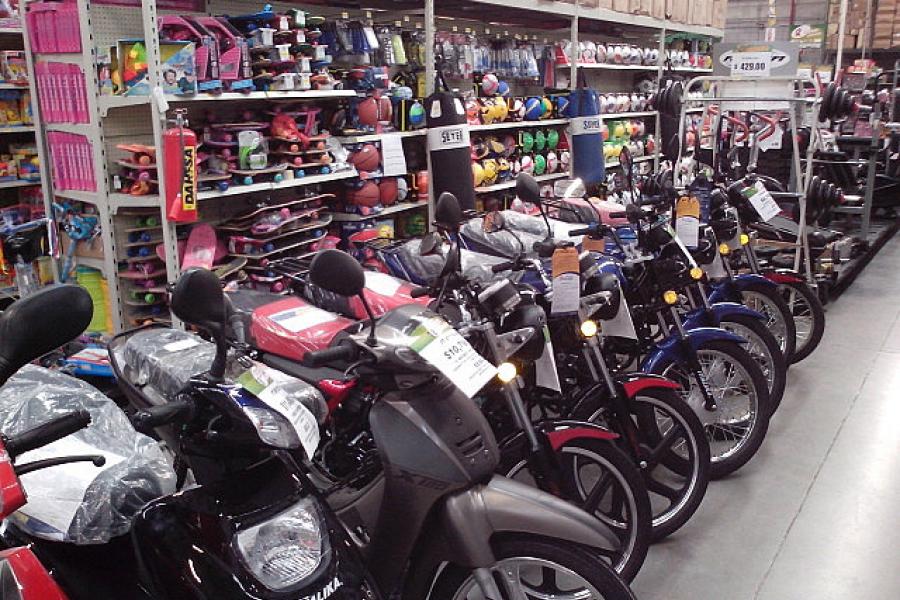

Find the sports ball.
[
  {"left": 510, "top": 97, "right": 525, "bottom": 120},
  {"left": 466, "top": 98, "right": 481, "bottom": 124},
  {"left": 521, "top": 131, "right": 535, "bottom": 153},
  {"left": 481, "top": 73, "right": 500, "bottom": 96},
  {"left": 472, "top": 162, "right": 485, "bottom": 186},
  {"left": 601, "top": 122, "right": 609, "bottom": 141},
  {"left": 555, "top": 96, "right": 570, "bottom": 117},
  {"left": 379, "top": 178, "right": 399, "bottom": 205},
  {"left": 534, "top": 130, "right": 547, "bottom": 151},
  {"left": 481, "top": 159, "right": 499, "bottom": 185},
  {"left": 645, "top": 135, "right": 656, "bottom": 154},
  {"left": 583, "top": 41, "right": 597, "bottom": 63},
  {"left": 612, "top": 45, "right": 623, "bottom": 64},
  {"left": 408, "top": 101, "right": 426, "bottom": 127},
  {"left": 494, "top": 99, "right": 509, "bottom": 122},
  {"left": 546, "top": 129, "right": 559, "bottom": 150},
  {"left": 396, "top": 177, "right": 409, "bottom": 201},
  {"left": 603, "top": 143, "right": 614, "bottom": 160},
  {"left": 603, "top": 95, "right": 617, "bottom": 113},
  {"left": 611, "top": 121, "right": 625, "bottom": 139},
  {"left": 480, "top": 99, "right": 497, "bottom": 124},
  {"left": 502, "top": 134, "right": 517, "bottom": 157},
  {"left": 560, "top": 150, "right": 570, "bottom": 171},
  {"left": 533, "top": 154, "right": 547, "bottom": 175},
  {"left": 524, "top": 97, "right": 543, "bottom": 120},
  {"left": 617, "top": 94, "right": 630, "bottom": 112},
  {"left": 349, "top": 181, "right": 380, "bottom": 208},
  {"left": 349, "top": 143, "right": 380, "bottom": 172},
  {"left": 520, "top": 155, "right": 534, "bottom": 174},
  {"left": 497, "top": 81, "right": 510, "bottom": 97},
  {"left": 546, "top": 151, "right": 559, "bottom": 173},
  {"left": 540, "top": 97, "right": 553, "bottom": 118},
  {"left": 511, "top": 158, "right": 522, "bottom": 175},
  {"left": 496, "top": 158, "right": 511, "bottom": 181},
  {"left": 596, "top": 44, "right": 607, "bottom": 63},
  {"left": 486, "top": 136, "right": 505, "bottom": 157},
  {"left": 357, "top": 97, "right": 379, "bottom": 128},
  {"left": 471, "top": 139, "right": 489, "bottom": 160}
]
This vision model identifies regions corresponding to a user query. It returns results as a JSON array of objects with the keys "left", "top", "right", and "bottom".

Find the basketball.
[
  {"left": 481, "top": 73, "right": 500, "bottom": 96},
  {"left": 349, "top": 143, "right": 381, "bottom": 172},
  {"left": 349, "top": 181, "right": 380, "bottom": 207},
  {"left": 379, "top": 177, "right": 399, "bottom": 205},
  {"left": 357, "top": 97, "right": 379, "bottom": 128}
]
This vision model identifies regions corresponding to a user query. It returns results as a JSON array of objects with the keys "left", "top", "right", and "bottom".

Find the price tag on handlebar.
[
  {"left": 744, "top": 181, "right": 781, "bottom": 222},
  {"left": 675, "top": 196, "right": 700, "bottom": 248},
  {"left": 551, "top": 247, "right": 580, "bottom": 315},
  {"left": 411, "top": 317, "right": 497, "bottom": 397},
  {"left": 582, "top": 236, "right": 606, "bottom": 253}
]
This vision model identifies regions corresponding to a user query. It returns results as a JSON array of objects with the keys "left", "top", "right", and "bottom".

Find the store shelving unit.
[{"left": 21, "top": 0, "right": 722, "bottom": 332}]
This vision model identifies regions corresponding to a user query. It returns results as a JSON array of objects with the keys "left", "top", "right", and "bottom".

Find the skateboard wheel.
[
  {"left": 127, "top": 248, "right": 138, "bottom": 257},
  {"left": 145, "top": 216, "right": 158, "bottom": 227},
  {"left": 295, "top": 169, "right": 305, "bottom": 178},
  {"left": 144, "top": 293, "right": 156, "bottom": 303},
  {"left": 128, "top": 232, "right": 140, "bottom": 243},
  {"left": 289, "top": 144, "right": 300, "bottom": 153},
  {"left": 221, "top": 149, "right": 232, "bottom": 158},
  {"left": 321, "top": 166, "right": 331, "bottom": 174},
  {"left": 274, "top": 174, "right": 284, "bottom": 183},
  {"left": 140, "top": 231, "right": 151, "bottom": 242},
  {"left": 142, "top": 280, "right": 155, "bottom": 289},
  {"left": 259, "top": 259, "right": 270, "bottom": 268},
  {"left": 217, "top": 181, "right": 229, "bottom": 192},
  {"left": 138, "top": 247, "right": 151, "bottom": 257},
  {"left": 264, "top": 243, "right": 275, "bottom": 252},
  {"left": 272, "top": 281, "right": 284, "bottom": 293},
  {"left": 280, "top": 208, "right": 291, "bottom": 218},
  {"left": 138, "top": 154, "right": 151, "bottom": 166},
  {"left": 293, "top": 157, "right": 302, "bottom": 166},
  {"left": 243, "top": 176, "right": 253, "bottom": 185}
]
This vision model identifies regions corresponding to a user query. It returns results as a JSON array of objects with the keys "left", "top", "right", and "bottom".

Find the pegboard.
[{"left": 86, "top": 4, "right": 151, "bottom": 52}]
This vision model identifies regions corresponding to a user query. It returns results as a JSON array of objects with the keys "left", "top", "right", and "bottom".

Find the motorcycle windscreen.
[{"left": 305, "top": 270, "right": 429, "bottom": 320}]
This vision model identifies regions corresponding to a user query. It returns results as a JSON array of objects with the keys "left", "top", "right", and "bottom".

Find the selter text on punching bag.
[
  {"left": 565, "top": 84, "right": 604, "bottom": 189},
  {"left": 425, "top": 81, "right": 475, "bottom": 211}
]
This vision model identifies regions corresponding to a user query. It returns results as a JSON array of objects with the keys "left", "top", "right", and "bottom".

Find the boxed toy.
[
  {"left": 0, "top": 51, "right": 27, "bottom": 83},
  {"left": 0, "top": 90, "right": 22, "bottom": 126},
  {"left": 119, "top": 39, "right": 197, "bottom": 96}
]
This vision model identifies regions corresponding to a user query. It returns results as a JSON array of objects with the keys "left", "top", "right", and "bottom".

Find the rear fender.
[
  {"left": 642, "top": 327, "right": 747, "bottom": 374},
  {"left": 614, "top": 372, "right": 680, "bottom": 398}
]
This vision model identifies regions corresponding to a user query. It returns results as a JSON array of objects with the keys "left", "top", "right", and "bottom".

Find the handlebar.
[
  {"left": 4, "top": 410, "right": 92, "bottom": 459},
  {"left": 410, "top": 286, "right": 431, "bottom": 298},
  {"left": 303, "top": 343, "right": 360, "bottom": 368},
  {"left": 131, "top": 400, "right": 193, "bottom": 431}
]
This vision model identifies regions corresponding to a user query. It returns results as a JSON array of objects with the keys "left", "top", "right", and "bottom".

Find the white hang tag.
[
  {"left": 675, "top": 215, "right": 699, "bottom": 248},
  {"left": 534, "top": 327, "right": 561, "bottom": 392},
  {"left": 426, "top": 124, "right": 471, "bottom": 151},
  {"left": 551, "top": 273, "right": 581, "bottom": 315},
  {"left": 747, "top": 181, "right": 781, "bottom": 222},
  {"left": 568, "top": 116, "right": 602, "bottom": 137},
  {"left": 666, "top": 224, "right": 700, "bottom": 268},
  {"left": 758, "top": 124, "right": 784, "bottom": 152},
  {"left": 705, "top": 252, "right": 728, "bottom": 279},
  {"left": 600, "top": 295, "right": 638, "bottom": 340},
  {"left": 412, "top": 316, "right": 497, "bottom": 397}
]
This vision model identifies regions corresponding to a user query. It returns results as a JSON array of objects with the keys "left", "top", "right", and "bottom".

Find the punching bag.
[
  {"left": 425, "top": 72, "right": 476, "bottom": 211},
  {"left": 565, "top": 76, "right": 604, "bottom": 191}
]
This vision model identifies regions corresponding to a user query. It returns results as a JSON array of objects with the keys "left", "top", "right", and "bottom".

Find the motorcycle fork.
[{"left": 667, "top": 306, "right": 718, "bottom": 411}]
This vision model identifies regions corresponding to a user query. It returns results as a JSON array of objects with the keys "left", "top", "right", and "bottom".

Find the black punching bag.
[{"left": 425, "top": 76, "right": 475, "bottom": 211}]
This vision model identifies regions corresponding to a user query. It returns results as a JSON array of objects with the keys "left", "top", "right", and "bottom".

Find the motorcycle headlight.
[
  {"left": 234, "top": 497, "right": 330, "bottom": 590},
  {"left": 242, "top": 406, "right": 301, "bottom": 450}
]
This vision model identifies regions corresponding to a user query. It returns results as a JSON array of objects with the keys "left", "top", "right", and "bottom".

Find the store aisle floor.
[{"left": 632, "top": 235, "right": 900, "bottom": 600}]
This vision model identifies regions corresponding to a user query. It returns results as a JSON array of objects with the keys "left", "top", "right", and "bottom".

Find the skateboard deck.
[
  {"left": 224, "top": 194, "right": 332, "bottom": 224},
  {"left": 213, "top": 257, "right": 248, "bottom": 279},
  {"left": 182, "top": 223, "right": 218, "bottom": 270},
  {"left": 218, "top": 207, "right": 322, "bottom": 233},
  {"left": 116, "top": 144, "right": 156, "bottom": 156},
  {"left": 120, "top": 268, "right": 166, "bottom": 280},
  {"left": 228, "top": 231, "right": 326, "bottom": 260},
  {"left": 116, "top": 159, "right": 158, "bottom": 170}
]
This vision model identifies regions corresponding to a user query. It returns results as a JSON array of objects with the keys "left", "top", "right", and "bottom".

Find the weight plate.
[
  {"left": 840, "top": 90, "right": 855, "bottom": 117},
  {"left": 819, "top": 82, "right": 836, "bottom": 122}
]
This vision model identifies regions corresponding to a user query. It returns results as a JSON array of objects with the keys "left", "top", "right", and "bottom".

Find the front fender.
[
  {"left": 642, "top": 327, "right": 747, "bottom": 374},
  {"left": 499, "top": 419, "right": 618, "bottom": 460},
  {"left": 614, "top": 372, "right": 680, "bottom": 398},
  {"left": 708, "top": 272, "right": 775, "bottom": 303},
  {"left": 439, "top": 476, "right": 622, "bottom": 569},
  {"left": 682, "top": 303, "right": 765, "bottom": 330}
]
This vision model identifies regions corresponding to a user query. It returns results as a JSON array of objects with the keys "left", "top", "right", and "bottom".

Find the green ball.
[
  {"left": 521, "top": 131, "right": 534, "bottom": 153},
  {"left": 534, "top": 130, "right": 546, "bottom": 152},
  {"left": 547, "top": 129, "right": 559, "bottom": 150},
  {"left": 533, "top": 154, "right": 547, "bottom": 175}
]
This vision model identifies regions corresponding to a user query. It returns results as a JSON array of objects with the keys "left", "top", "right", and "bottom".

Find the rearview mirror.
[
  {"left": 310, "top": 249, "right": 365, "bottom": 297},
  {"left": 515, "top": 173, "right": 541, "bottom": 205},
  {"left": 0, "top": 284, "right": 93, "bottom": 385},
  {"left": 434, "top": 192, "right": 463, "bottom": 232},
  {"left": 171, "top": 268, "right": 226, "bottom": 331}
]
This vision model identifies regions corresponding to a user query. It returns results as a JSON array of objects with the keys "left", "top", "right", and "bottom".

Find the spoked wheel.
[
  {"left": 718, "top": 314, "right": 787, "bottom": 413},
  {"left": 574, "top": 388, "right": 711, "bottom": 542},
  {"left": 739, "top": 282, "right": 797, "bottom": 361},
  {"left": 777, "top": 280, "right": 825, "bottom": 363},
  {"left": 656, "top": 340, "right": 771, "bottom": 479},
  {"left": 503, "top": 440, "right": 651, "bottom": 582},
  {"left": 429, "top": 537, "right": 636, "bottom": 600}
]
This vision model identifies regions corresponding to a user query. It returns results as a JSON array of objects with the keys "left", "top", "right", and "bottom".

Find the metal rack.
[{"left": 21, "top": 0, "right": 723, "bottom": 332}]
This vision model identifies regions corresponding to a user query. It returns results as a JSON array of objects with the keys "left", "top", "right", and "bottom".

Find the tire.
[
  {"left": 572, "top": 387, "right": 711, "bottom": 542},
  {"left": 650, "top": 339, "right": 772, "bottom": 479},
  {"left": 739, "top": 281, "right": 797, "bottom": 362},
  {"left": 502, "top": 439, "right": 652, "bottom": 582},
  {"left": 428, "top": 536, "right": 637, "bottom": 600},
  {"left": 777, "top": 280, "right": 826, "bottom": 363},
  {"left": 718, "top": 313, "right": 788, "bottom": 414}
]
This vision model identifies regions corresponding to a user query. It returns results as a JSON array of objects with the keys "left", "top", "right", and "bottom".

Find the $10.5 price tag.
[{"left": 411, "top": 317, "right": 497, "bottom": 397}]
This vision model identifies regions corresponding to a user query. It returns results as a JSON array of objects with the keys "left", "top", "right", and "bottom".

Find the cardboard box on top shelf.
[
  {"left": 598, "top": 0, "right": 613, "bottom": 9},
  {"left": 712, "top": 0, "right": 727, "bottom": 29},
  {"left": 652, "top": 0, "right": 665, "bottom": 19},
  {"left": 612, "top": 0, "right": 629, "bottom": 12},
  {"left": 637, "top": 0, "right": 653, "bottom": 16},
  {"left": 668, "top": 0, "right": 689, "bottom": 23}
]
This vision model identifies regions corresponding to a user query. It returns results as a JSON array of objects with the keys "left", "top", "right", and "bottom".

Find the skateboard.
[
  {"left": 223, "top": 194, "right": 332, "bottom": 225},
  {"left": 218, "top": 206, "right": 322, "bottom": 235},
  {"left": 116, "top": 144, "right": 156, "bottom": 165},
  {"left": 126, "top": 288, "right": 166, "bottom": 306},
  {"left": 182, "top": 223, "right": 218, "bottom": 270},
  {"left": 213, "top": 256, "right": 248, "bottom": 279},
  {"left": 230, "top": 163, "right": 289, "bottom": 185},
  {"left": 228, "top": 230, "right": 327, "bottom": 264}
]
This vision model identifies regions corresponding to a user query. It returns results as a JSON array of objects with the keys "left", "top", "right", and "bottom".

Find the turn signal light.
[
  {"left": 690, "top": 267, "right": 704, "bottom": 280},
  {"left": 718, "top": 243, "right": 730, "bottom": 255},
  {"left": 740, "top": 233, "right": 750, "bottom": 246},
  {"left": 580, "top": 319, "right": 599, "bottom": 338},
  {"left": 497, "top": 362, "right": 518, "bottom": 383},
  {"left": 663, "top": 290, "right": 679, "bottom": 305}
]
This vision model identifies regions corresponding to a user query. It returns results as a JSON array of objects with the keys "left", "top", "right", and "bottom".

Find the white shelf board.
[
  {"left": 605, "top": 154, "right": 657, "bottom": 168},
  {"left": 110, "top": 193, "right": 161, "bottom": 214},
  {"left": 100, "top": 89, "right": 356, "bottom": 115},
  {"left": 685, "top": 107, "right": 705, "bottom": 114},
  {"left": 562, "top": 62, "right": 658, "bottom": 71},
  {"left": 469, "top": 118, "right": 570, "bottom": 132},
  {"left": 0, "top": 179, "right": 39, "bottom": 189},
  {"left": 55, "top": 189, "right": 99, "bottom": 204},
  {"left": 476, "top": 172, "right": 568, "bottom": 194},
  {"left": 0, "top": 125, "right": 34, "bottom": 134},
  {"left": 0, "top": 83, "right": 29, "bottom": 90},
  {"left": 0, "top": 28, "right": 23, "bottom": 35},
  {"left": 602, "top": 111, "right": 657, "bottom": 119},
  {"left": 197, "top": 168, "right": 359, "bottom": 200},
  {"left": 331, "top": 202, "right": 428, "bottom": 222},
  {"left": 336, "top": 129, "right": 427, "bottom": 144},
  {"left": 672, "top": 67, "right": 714, "bottom": 73}
]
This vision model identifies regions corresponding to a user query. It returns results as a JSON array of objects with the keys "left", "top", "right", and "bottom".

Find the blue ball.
[
  {"left": 524, "top": 97, "right": 543, "bottom": 121},
  {"left": 556, "top": 96, "right": 570, "bottom": 116},
  {"left": 497, "top": 81, "right": 510, "bottom": 97}
]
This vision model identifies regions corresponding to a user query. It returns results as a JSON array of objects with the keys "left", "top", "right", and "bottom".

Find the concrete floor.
[{"left": 633, "top": 235, "right": 900, "bottom": 600}]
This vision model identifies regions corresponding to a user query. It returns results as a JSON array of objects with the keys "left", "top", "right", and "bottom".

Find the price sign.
[
  {"left": 411, "top": 317, "right": 497, "bottom": 397},
  {"left": 730, "top": 51, "right": 772, "bottom": 77}
]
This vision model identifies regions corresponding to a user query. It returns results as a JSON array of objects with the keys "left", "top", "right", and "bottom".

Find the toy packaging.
[
  {"left": 0, "top": 90, "right": 23, "bottom": 126},
  {"left": 119, "top": 39, "right": 197, "bottom": 96},
  {"left": 1, "top": 51, "right": 27, "bottom": 83}
]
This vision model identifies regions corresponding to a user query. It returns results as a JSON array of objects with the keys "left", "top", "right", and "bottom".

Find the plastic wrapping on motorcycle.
[
  {"left": 305, "top": 270, "right": 429, "bottom": 320},
  {"left": 384, "top": 237, "right": 521, "bottom": 285},
  {"left": 228, "top": 289, "right": 353, "bottom": 362},
  {"left": 0, "top": 365, "right": 176, "bottom": 545},
  {"left": 113, "top": 327, "right": 328, "bottom": 422},
  {"left": 460, "top": 217, "right": 545, "bottom": 259}
]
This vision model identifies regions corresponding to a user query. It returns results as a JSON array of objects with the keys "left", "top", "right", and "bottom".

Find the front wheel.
[
  {"left": 718, "top": 313, "right": 787, "bottom": 413},
  {"left": 777, "top": 280, "right": 826, "bottom": 363},
  {"left": 740, "top": 281, "right": 797, "bottom": 362},
  {"left": 502, "top": 438, "right": 652, "bottom": 582},
  {"left": 652, "top": 339, "right": 771, "bottom": 479},
  {"left": 428, "top": 536, "right": 637, "bottom": 600}
]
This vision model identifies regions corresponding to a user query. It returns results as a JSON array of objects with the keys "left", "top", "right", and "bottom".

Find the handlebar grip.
[
  {"left": 5, "top": 410, "right": 92, "bottom": 459},
  {"left": 302, "top": 343, "right": 359, "bottom": 368},
  {"left": 491, "top": 261, "right": 516, "bottom": 273},
  {"left": 609, "top": 211, "right": 627, "bottom": 219},
  {"left": 410, "top": 286, "right": 431, "bottom": 298},
  {"left": 131, "top": 401, "right": 192, "bottom": 431}
]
